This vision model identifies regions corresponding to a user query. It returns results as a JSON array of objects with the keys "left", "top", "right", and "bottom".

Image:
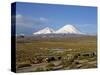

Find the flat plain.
[{"left": 16, "top": 35, "right": 97, "bottom": 73}]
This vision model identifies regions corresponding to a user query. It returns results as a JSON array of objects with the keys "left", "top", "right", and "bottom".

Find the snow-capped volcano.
[
  {"left": 33, "top": 24, "right": 84, "bottom": 35},
  {"left": 55, "top": 24, "right": 82, "bottom": 34},
  {"left": 33, "top": 27, "right": 54, "bottom": 35}
]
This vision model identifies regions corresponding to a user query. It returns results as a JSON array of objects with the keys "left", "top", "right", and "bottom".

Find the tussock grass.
[{"left": 16, "top": 36, "right": 97, "bottom": 72}]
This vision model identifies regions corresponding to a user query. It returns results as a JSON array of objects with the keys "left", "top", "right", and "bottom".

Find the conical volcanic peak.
[
  {"left": 55, "top": 24, "right": 82, "bottom": 34},
  {"left": 33, "top": 27, "right": 54, "bottom": 35},
  {"left": 33, "top": 24, "right": 84, "bottom": 35}
]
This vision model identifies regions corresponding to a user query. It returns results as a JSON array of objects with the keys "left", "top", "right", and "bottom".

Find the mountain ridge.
[{"left": 33, "top": 24, "right": 84, "bottom": 35}]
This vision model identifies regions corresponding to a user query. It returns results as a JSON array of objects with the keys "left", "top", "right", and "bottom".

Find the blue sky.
[{"left": 14, "top": 2, "right": 97, "bottom": 35}]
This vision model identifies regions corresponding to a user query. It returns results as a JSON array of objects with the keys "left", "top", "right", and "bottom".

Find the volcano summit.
[{"left": 33, "top": 24, "right": 84, "bottom": 35}]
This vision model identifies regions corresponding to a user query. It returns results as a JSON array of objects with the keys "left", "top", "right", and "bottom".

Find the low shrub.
[
  {"left": 45, "top": 62, "right": 55, "bottom": 71},
  {"left": 17, "top": 62, "right": 31, "bottom": 68},
  {"left": 34, "top": 67, "right": 44, "bottom": 72}
]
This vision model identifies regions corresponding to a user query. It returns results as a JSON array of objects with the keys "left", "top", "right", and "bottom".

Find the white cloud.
[
  {"left": 16, "top": 14, "right": 48, "bottom": 27},
  {"left": 39, "top": 17, "right": 48, "bottom": 22},
  {"left": 16, "top": 14, "right": 22, "bottom": 19}
]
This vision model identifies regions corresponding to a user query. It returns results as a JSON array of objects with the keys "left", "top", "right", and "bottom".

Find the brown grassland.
[{"left": 16, "top": 36, "right": 97, "bottom": 73}]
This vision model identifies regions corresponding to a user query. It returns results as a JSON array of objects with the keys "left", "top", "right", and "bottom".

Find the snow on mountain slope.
[
  {"left": 55, "top": 24, "right": 83, "bottom": 34},
  {"left": 33, "top": 24, "right": 84, "bottom": 35},
  {"left": 33, "top": 27, "right": 54, "bottom": 35}
]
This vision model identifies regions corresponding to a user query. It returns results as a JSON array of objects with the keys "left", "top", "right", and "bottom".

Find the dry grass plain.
[{"left": 16, "top": 35, "right": 97, "bottom": 73}]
